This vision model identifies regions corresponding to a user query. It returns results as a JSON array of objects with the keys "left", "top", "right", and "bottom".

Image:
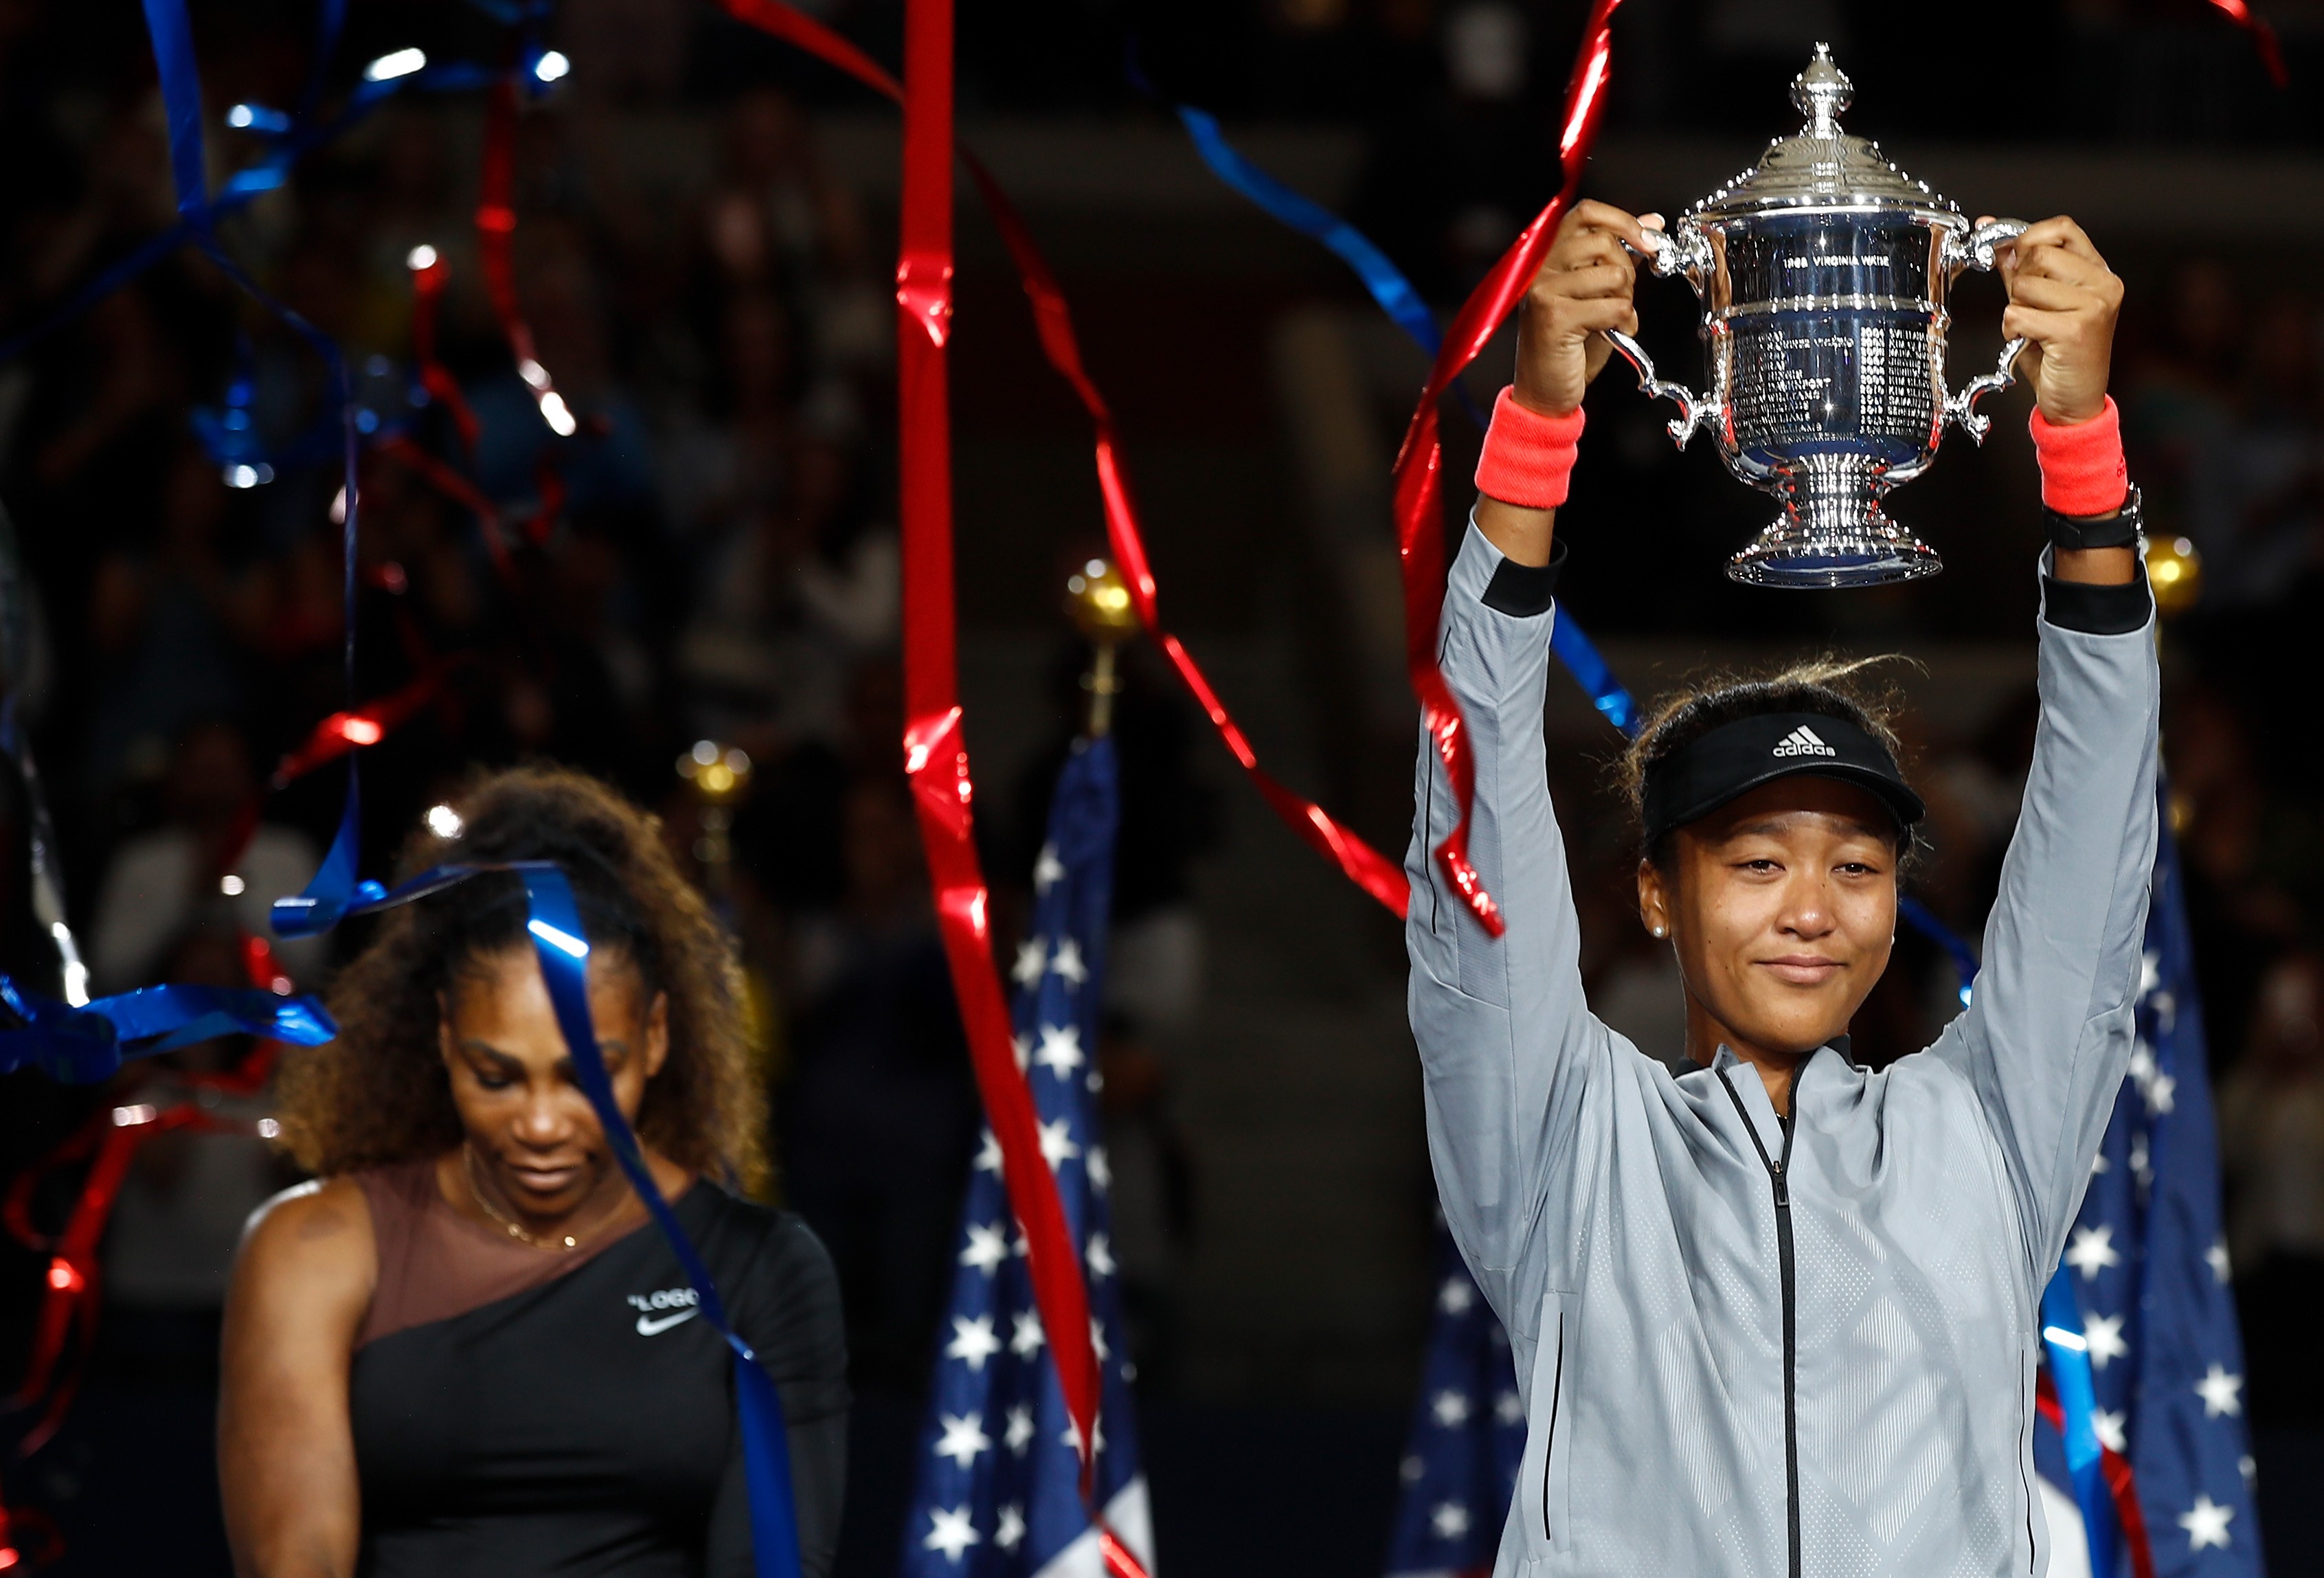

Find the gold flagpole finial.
[{"left": 1065, "top": 558, "right": 1138, "bottom": 739}]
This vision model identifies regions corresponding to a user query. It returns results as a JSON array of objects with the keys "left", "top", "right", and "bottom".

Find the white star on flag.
[
  {"left": 1086, "top": 1232, "right": 1116, "bottom": 1278},
  {"left": 933, "top": 1412, "right": 991, "bottom": 1468},
  {"left": 1004, "top": 1405, "right": 1035, "bottom": 1456},
  {"left": 2194, "top": 1363, "right": 2244, "bottom": 1419},
  {"left": 1037, "top": 1117, "right": 1080, "bottom": 1169},
  {"left": 924, "top": 1506, "right": 981, "bottom": 1562},
  {"left": 1033, "top": 843, "right": 1065, "bottom": 893},
  {"left": 2178, "top": 1494, "right": 2234, "bottom": 1551},
  {"left": 1086, "top": 1145, "right": 1110, "bottom": 1192},
  {"left": 1033, "top": 1023, "right": 1085, "bottom": 1077},
  {"left": 995, "top": 1502, "right": 1027, "bottom": 1551},
  {"left": 1439, "top": 1278, "right": 1474, "bottom": 1315},
  {"left": 1432, "top": 1390, "right": 1470, "bottom": 1427},
  {"left": 973, "top": 1129, "right": 1003, "bottom": 1175},
  {"left": 2207, "top": 1238, "right": 2232, "bottom": 1284},
  {"left": 946, "top": 1315, "right": 1002, "bottom": 1372},
  {"left": 2083, "top": 1311, "right": 2128, "bottom": 1371},
  {"left": 2092, "top": 1408, "right": 2128, "bottom": 1454},
  {"left": 2064, "top": 1224, "right": 2121, "bottom": 1281},
  {"left": 2145, "top": 1068, "right": 2177, "bottom": 1115},
  {"left": 1050, "top": 936, "right": 1089, "bottom": 987},
  {"left": 1496, "top": 1390, "right": 1524, "bottom": 1425},
  {"left": 1010, "top": 1309, "right": 1045, "bottom": 1358},
  {"left": 1060, "top": 1416, "right": 1107, "bottom": 1457},
  {"left": 959, "top": 1222, "right": 1008, "bottom": 1275},
  {"left": 1091, "top": 1318, "right": 1109, "bottom": 1363},
  {"left": 2139, "top": 951, "right": 2161, "bottom": 999},
  {"left": 1432, "top": 1501, "right": 1470, "bottom": 1539},
  {"left": 1011, "top": 1033, "right": 1030, "bottom": 1072},
  {"left": 1012, "top": 938, "right": 1046, "bottom": 987},
  {"left": 1399, "top": 1454, "right": 1425, "bottom": 1485}
]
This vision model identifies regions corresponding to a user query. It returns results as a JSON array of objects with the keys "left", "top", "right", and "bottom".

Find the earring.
[{"left": 1651, "top": 924, "right": 1667, "bottom": 938}]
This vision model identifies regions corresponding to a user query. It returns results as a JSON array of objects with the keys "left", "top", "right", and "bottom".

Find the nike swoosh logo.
[{"left": 635, "top": 1307, "right": 701, "bottom": 1336}]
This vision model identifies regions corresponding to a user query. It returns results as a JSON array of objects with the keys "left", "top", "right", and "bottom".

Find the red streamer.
[
  {"left": 2034, "top": 1372, "right": 2158, "bottom": 1578},
  {"left": 1386, "top": 0, "right": 1624, "bottom": 938},
  {"left": 409, "top": 249, "right": 482, "bottom": 457},
  {"left": 712, "top": 0, "right": 1406, "bottom": 920},
  {"left": 892, "top": 0, "right": 1109, "bottom": 1504},
  {"left": 2203, "top": 0, "right": 2289, "bottom": 87},
  {"left": 477, "top": 76, "right": 577, "bottom": 441}
]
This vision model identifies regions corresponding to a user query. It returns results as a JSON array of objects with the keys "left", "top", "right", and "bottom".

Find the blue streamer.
[
  {"left": 276, "top": 860, "right": 803, "bottom": 1578},
  {"left": 2040, "top": 1268, "right": 2119, "bottom": 1575},
  {"left": 1547, "top": 616, "right": 1637, "bottom": 735},
  {"left": 1175, "top": 106, "right": 1441, "bottom": 357},
  {"left": 0, "top": 978, "right": 336, "bottom": 1085},
  {"left": 1899, "top": 894, "right": 1981, "bottom": 1008}
]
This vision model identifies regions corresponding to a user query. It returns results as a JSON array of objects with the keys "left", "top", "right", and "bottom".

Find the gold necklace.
[{"left": 463, "top": 1145, "right": 623, "bottom": 1252}]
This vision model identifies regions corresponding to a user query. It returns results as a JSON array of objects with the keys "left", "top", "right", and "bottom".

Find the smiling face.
[
  {"left": 439, "top": 943, "right": 669, "bottom": 1228},
  {"left": 1637, "top": 776, "right": 1901, "bottom": 1068}
]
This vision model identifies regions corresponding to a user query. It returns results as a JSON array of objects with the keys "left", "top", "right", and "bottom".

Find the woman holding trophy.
[{"left": 1405, "top": 186, "right": 2154, "bottom": 1573}]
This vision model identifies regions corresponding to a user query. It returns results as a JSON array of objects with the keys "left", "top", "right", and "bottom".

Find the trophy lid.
[{"left": 1689, "top": 46, "right": 1957, "bottom": 221}]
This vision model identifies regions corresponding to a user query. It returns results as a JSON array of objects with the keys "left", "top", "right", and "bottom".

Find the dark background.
[{"left": 0, "top": 0, "right": 2319, "bottom": 1570}]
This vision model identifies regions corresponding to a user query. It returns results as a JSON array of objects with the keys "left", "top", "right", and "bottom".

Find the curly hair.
[
  {"left": 1616, "top": 654, "right": 1920, "bottom": 870},
  {"left": 276, "top": 765, "right": 765, "bottom": 1191}
]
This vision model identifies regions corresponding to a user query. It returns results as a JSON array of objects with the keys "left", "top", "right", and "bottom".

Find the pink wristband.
[
  {"left": 1476, "top": 387, "right": 1586, "bottom": 510},
  {"left": 2029, "top": 396, "right": 2128, "bottom": 517}
]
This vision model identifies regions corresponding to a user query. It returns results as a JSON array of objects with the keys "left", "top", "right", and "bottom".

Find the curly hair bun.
[{"left": 276, "top": 765, "right": 765, "bottom": 1190}]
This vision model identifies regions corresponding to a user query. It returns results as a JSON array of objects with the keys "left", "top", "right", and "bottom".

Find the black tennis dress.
[{"left": 348, "top": 1160, "right": 847, "bottom": 1578}]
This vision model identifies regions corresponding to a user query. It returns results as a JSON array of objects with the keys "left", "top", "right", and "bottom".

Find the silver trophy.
[{"left": 1610, "top": 46, "right": 2027, "bottom": 587}]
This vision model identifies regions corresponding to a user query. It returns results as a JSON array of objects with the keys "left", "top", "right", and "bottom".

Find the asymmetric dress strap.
[{"left": 353, "top": 1157, "right": 655, "bottom": 1348}]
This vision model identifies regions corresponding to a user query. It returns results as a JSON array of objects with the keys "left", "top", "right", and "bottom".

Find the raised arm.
[
  {"left": 1407, "top": 202, "right": 1652, "bottom": 1325},
  {"left": 1934, "top": 217, "right": 2156, "bottom": 1278},
  {"left": 220, "top": 1180, "right": 376, "bottom": 1578}
]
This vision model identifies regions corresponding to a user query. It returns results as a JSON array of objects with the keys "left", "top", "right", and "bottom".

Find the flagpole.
[{"left": 1067, "top": 559, "right": 1138, "bottom": 741}]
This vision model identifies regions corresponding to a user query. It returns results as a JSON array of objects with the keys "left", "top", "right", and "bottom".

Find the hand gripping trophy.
[{"left": 1611, "top": 46, "right": 2029, "bottom": 586}]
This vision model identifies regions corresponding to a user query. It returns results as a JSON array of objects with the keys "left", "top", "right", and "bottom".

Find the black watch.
[{"left": 2044, "top": 483, "right": 2143, "bottom": 552}]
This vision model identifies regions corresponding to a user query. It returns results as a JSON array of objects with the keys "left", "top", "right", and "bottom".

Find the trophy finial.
[{"left": 1791, "top": 45, "right": 1853, "bottom": 137}]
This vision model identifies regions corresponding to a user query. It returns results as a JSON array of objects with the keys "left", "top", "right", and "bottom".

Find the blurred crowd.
[{"left": 0, "top": 0, "right": 2313, "bottom": 1567}]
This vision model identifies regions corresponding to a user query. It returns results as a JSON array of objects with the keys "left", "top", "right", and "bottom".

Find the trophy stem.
[{"left": 1727, "top": 458, "right": 1943, "bottom": 589}]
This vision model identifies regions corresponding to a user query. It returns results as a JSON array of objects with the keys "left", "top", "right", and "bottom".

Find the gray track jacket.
[{"left": 1406, "top": 520, "right": 2159, "bottom": 1577}]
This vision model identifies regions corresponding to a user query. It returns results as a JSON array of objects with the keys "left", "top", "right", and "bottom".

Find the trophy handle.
[
  {"left": 1943, "top": 216, "right": 2028, "bottom": 274},
  {"left": 1605, "top": 330, "right": 1715, "bottom": 448},
  {"left": 1944, "top": 336, "right": 2028, "bottom": 444}
]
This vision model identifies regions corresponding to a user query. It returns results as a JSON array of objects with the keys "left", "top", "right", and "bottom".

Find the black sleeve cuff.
[
  {"left": 2041, "top": 561, "right": 2153, "bottom": 635},
  {"left": 1481, "top": 538, "right": 1569, "bottom": 618}
]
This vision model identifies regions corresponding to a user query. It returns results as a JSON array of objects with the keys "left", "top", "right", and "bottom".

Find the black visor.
[{"left": 1640, "top": 710, "right": 1925, "bottom": 852}]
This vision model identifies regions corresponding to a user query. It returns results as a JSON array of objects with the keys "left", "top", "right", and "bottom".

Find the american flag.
[
  {"left": 1383, "top": 1226, "right": 1523, "bottom": 1578},
  {"left": 2041, "top": 802, "right": 2263, "bottom": 1576},
  {"left": 902, "top": 734, "right": 1155, "bottom": 1578},
  {"left": 1386, "top": 797, "right": 2261, "bottom": 1577}
]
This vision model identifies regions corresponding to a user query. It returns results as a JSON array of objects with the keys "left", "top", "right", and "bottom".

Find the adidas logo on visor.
[{"left": 1772, "top": 725, "right": 1839, "bottom": 759}]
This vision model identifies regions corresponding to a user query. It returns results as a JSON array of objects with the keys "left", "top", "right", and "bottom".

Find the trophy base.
[
  {"left": 1727, "top": 466, "right": 1944, "bottom": 587},
  {"left": 1727, "top": 528, "right": 1943, "bottom": 588}
]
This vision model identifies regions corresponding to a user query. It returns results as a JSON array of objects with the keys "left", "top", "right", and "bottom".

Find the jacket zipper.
[
  {"left": 1539, "top": 1311, "right": 1565, "bottom": 1542},
  {"left": 1719, "top": 1071, "right": 1801, "bottom": 1578}
]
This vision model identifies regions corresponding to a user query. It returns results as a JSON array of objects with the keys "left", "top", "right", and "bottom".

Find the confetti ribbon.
[
  {"left": 2035, "top": 1371, "right": 2158, "bottom": 1578},
  {"left": 890, "top": 0, "right": 1109, "bottom": 1515},
  {"left": 269, "top": 860, "right": 804, "bottom": 1578},
  {"left": 477, "top": 72, "right": 580, "bottom": 440},
  {"left": 716, "top": 0, "right": 1406, "bottom": 925},
  {"left": 1386, "top": 0, "right": 1622, "bottom": 938}
]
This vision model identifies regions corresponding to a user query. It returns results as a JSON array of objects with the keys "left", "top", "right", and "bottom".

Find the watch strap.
[{"left": 2044, "top": 483, "right": 2143, "bottom": 552}]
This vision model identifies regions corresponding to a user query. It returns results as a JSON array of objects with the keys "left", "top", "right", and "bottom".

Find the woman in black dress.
[{"left": 221, "top": 767, "right": 846, "bottom": 1577}]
